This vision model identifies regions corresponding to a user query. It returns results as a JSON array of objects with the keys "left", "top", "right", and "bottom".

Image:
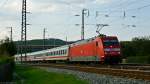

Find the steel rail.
[{"left": 26, "top": 63, "right": 150, "bottom": 80}]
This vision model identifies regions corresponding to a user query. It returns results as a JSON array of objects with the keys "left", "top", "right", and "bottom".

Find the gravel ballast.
[{"left": 40, "top": 67, "right": 150, "bottom": 84}]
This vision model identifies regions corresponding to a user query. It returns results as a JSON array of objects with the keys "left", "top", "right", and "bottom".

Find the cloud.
[
  {"left": 28, "top": 0, "right": 97, "bottom": 13},
  {"left": 2, "top": 0, "right": 110, "bottom": 14},
  {"left": 0, "top": 31, "right": 9, "bottom": 40},
  {"left": 2, "top": 0, "right": 22, "bottom": 12},
  {"left": 1, "top": 0, "right": 57, "bottom": 13},
  {"left": 54, "top": 0, "right": 111, "bottom": 5},
  {"left": 93, "top": 0, "right": 112, "bottom": 4},
  {"left": 58, "top": 0, "right": 87, "bottom": 4},
  {"left": 1, "top": 0, "right": 112, "bottom": 15},
  {"left": 0, "top": 0, "right": 130, "bottom": 41},
  {"left": 28, "top": 2, "right": 58, "bottom": 13}
]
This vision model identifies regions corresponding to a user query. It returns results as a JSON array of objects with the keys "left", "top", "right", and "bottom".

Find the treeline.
[
  {"left": 120, "top": 36, "right": 150, "bottom": 63},
  {"left": 15, "top": 38, "right": 74, "bottom": 53}
]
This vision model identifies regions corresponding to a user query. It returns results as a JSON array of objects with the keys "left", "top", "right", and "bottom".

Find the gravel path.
[{"left": 39, "top": 67, "right": 150, "bottom": 84}]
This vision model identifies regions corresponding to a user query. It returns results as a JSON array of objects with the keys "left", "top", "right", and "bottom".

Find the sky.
[{"left": 0, "top": 0, "right": 150, "bottom": 41}]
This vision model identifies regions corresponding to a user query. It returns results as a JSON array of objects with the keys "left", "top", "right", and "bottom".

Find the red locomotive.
[
  {"left": 69, "top": 36, "right": 121, "bottom": 64},
  {"left": 15, "top": 35, "right": 121, "bottom": 64}
]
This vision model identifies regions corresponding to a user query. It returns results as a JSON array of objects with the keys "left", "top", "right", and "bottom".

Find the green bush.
[
  {"left": 126, "top": 55, "right": 150, "bottom": 64},
  {"left": 0, "top": 55, "right": 14, "bottom": 65},
  {"left": 0, "top": 42, "right": 17, "bottom": 57}
]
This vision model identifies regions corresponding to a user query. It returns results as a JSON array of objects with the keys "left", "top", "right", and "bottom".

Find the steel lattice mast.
[{"left": 21, "top": 0, "right": 27, "bottom": 62}]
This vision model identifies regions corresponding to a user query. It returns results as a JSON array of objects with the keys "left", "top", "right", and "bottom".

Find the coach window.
[
  {"left": 59, "top": 50, "right": 61, "bottom": 54},
  {"left": 65, "top": 50, "right": 67, "bottom": 54},
  {"left": 61, "top": 50, "right": 63, "bottom": 55},
  {"left": 61, "top": 50, "right": 62, "bottom": 54},
  {"left": 52, "top": 52, "right": 54, "bottom": 56},
  {"left": 57, "top": 51, "right": 59, "bottom": 55},
  {"left": 55, "top": 51, "right": 57, "bottom": 55},
  {"left": 64, "top": 50, "right": 67, "bottom": 54},
  {"left": 46, "top": 53, "right": 48, "bottom": 56},
  {"left": 54, "top": 51, "right": 55, "bottom": 56},
  {"left": 58, "top": 51, "right": 59, "bottom": 55},
  {"left": 62, "top": 50, "right": 64, "bottom": 54},
  {"left": 50, "top": 52, "right": 52, "bottom": 56},
  {"left": 51, "top": 51, "right": 54, "bottom": 55},
  {"left": 60, "top": 50, "right": 61, "bottom": 54},
  {"left": 59, "top": 50, "right": 61, "bottom": 55},
  {"left": 53, "top": 52, "right": 54, "bottom": 55},
  {"left": 55, "top": 51, "right": 58, "bottom": 55},
  {"left": 54, "top": 51, "right": 55, "bottom": 55},
  {"left": 51, "top": 52, "right": 53, "bottom": 56},
  {"left": 60, "top": 50, "right": 62, "bottom": 54},
  {"left": 63, "top": 50, "right": 65, "bottom": 54},
  {"left": 56, "top": 51, "right": 57, "bottom": 55},
  {"left": 36, "top": 54, "right": 39, "bottom": 57},
  {"left": 52, "top": 52, "right": 54, "bottom": 55}
]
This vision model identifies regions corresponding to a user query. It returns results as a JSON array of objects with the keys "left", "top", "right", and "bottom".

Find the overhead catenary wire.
[
  {"left": 95, "top": 0, "right": 150, "bottom": 29},
  {"left": 96, "top": 0, "right": 150, "bottom": 18},
  {"left": 137, "top": 4, "right": 150, "bottom": 10},
  {"left": 0, "top": 0, "right": 149, "bottom": 41}
]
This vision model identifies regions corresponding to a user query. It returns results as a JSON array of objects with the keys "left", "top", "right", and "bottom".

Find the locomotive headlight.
[
  {"left": 101, "top": 55, "right": 105, "bottom": 58},
  {"left": 118, "top": 51, "right": 120, "bottom": 54},
  {"left": 104, "top": 52, "right": 109, "bottom": 54}
]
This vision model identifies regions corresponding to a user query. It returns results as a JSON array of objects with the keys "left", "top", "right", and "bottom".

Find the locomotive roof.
[
  {"left": 70, "top": 37, "right": 96, "bottom": 47},
  {"left": 70, "top": 36, "right": 118, "bottom": 47}
]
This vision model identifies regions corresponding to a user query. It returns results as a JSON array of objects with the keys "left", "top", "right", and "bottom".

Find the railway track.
[{"left": 26, "top": 63, "right": 150, "bottom": 80}]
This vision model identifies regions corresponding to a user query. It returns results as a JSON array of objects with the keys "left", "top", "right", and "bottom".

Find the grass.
[
  {"left": 15, "top": 65, "right": 88, "bottom": 84},
  {"left": 126, "top": 55, "right": 150, "bottom": 64}
]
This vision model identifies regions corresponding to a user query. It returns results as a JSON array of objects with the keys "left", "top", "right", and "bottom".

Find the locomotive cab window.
[{"left": 103, "top": 40, "right": 119, "bottom": 46}]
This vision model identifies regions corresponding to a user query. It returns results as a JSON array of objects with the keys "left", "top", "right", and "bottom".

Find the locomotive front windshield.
[{"left": 103, "top": 40, "right": 119, "bottom": 46}]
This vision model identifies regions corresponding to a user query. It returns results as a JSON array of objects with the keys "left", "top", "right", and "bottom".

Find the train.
[{"left": 15, "top": 35, "right": 122, "bottom": 64}]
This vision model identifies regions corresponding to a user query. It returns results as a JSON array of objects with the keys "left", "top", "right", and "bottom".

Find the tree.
[{"left": 0, "top": 38, "right": 17, "bottom": 57}]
